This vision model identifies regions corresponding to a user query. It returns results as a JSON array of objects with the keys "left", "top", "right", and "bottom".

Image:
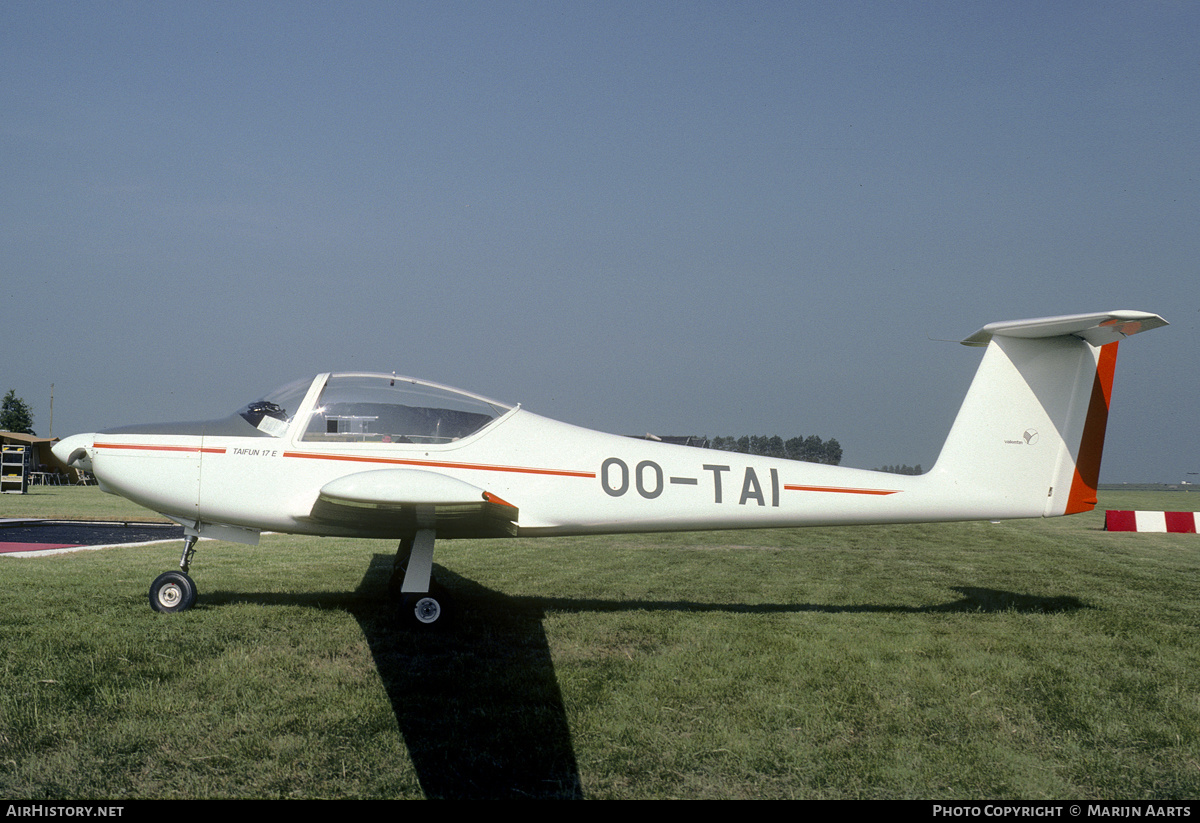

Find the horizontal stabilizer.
[{"left": 961, "top": 311, "right": 1168, "bottom": 348}]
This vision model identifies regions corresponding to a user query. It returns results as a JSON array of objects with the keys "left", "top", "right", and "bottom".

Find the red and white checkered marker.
[{"left": 1105, "top": 511, "right": 1199, "bottom": 533}]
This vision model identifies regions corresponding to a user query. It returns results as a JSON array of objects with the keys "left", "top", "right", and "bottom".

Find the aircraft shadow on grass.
[
  {"left": 202, "top": 556, "right": 585, "bottom": 799},
  {"left": 199, "top": 555, "right": 1086, "bottom": 799},
  {"left": 349, "top": 556, "right": 585, "bottom": 800},
  {"left": 525, "top": 586, "right": 1088, "bottom": 616}
]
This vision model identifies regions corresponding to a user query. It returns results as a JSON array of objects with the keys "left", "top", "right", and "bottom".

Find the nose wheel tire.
[{"left": 149, "top": 571, "right": 198, "bottom": 613}]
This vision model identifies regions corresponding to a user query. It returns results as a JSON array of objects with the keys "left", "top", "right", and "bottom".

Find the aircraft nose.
[{"left": 52, "top": 432, "right": 96, "bottom": 471}]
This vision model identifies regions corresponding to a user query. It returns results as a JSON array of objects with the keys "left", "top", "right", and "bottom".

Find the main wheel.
[
  {"left": 149, "top": 571, "right": 198, "bottom": 613},
  {"left": 402, "top": 590, "right": 451, "bottom": 628}
]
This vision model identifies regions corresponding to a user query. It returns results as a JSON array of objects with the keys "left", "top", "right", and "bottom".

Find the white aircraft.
[{"left": 53, "top": 310, "right": 1166, "bottom": 625}]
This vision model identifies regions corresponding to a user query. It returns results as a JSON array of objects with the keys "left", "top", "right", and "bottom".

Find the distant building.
[{"left": 0, "top": 432, "right": 77, "bottom": 484}]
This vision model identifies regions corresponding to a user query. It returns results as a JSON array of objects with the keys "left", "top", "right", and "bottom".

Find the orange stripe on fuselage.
[
  {"left": 94, "top": 443, "right": 227, "bottom": 455},
  {"left": 1064, "top": 341, "right": 1118, "bottom": 514},
  {"left": 784, "top": 484, "right": 899, "bottom": 496}
]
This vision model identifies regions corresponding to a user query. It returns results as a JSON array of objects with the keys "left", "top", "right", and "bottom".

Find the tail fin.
[{"left": 929, "top": 311, "right": 1166, "bottom": 518}]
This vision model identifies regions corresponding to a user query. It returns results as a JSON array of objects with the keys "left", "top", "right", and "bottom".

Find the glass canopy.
[{"left": 239, "top": 373, "right": 511, "bottom": 443}]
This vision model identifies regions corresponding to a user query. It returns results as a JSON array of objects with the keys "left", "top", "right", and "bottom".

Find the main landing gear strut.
[
  {"left": 390, "top": 529, "right": 450, "bottom": 628},
  {"left": 149, "top": 534, "right": 199, "bottom": 613}
]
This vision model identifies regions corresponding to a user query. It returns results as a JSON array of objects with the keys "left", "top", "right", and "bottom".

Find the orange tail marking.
[{"left": 1064, "top": 341, "right": 1119, "bottom": 514}]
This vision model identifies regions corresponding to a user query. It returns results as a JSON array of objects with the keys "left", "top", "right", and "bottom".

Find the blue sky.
[{"left": 3, "top": 2, "right": 1196, "bottom": 481}]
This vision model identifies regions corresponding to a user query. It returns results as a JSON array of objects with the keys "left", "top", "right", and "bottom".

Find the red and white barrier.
[{"left": 1105, "top": 510, "right": 1199, "bottom": 533}]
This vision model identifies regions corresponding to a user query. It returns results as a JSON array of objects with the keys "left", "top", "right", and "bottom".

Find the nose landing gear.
[
  {"left": 149, "top": 534, "right": 199, "bottom": 613},
  {"left": 149, "top": 569, "right": 197, "bottom": 613}
]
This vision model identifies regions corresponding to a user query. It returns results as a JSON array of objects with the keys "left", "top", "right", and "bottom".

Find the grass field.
[{"left": 2, "top": 486, "right": 1198, "bottom": 799}]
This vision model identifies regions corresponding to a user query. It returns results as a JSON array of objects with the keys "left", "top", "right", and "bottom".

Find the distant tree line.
[
  {"left": 877, "top": 464, "right": 923, "bottom": 475},
  {"left": 707, "top": 435, "right": 842, "bottom": 466},
  {"left": 1, "top": 390, "right": 34, "bottom": 435}
]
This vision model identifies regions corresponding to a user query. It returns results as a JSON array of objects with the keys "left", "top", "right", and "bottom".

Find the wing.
[{"left": 306, "top": 468, "right": 519, "bottom": 538}]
